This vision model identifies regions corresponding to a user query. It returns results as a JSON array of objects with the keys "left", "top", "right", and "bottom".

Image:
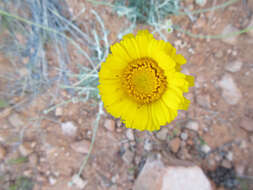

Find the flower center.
[{"left": 122, "top": 57, "right": 167, "bottom": 104}]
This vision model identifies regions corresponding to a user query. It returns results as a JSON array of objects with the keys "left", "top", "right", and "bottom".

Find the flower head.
[{"left": 98, "top": 30, "right": 194, "bottom": 131}]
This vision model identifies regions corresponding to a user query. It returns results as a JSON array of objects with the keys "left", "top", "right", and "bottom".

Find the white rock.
[
  {"left": 201, "top": 144, "right": 211, "bottom": 154},
  {"left": 144, "top": 139, "right": 153, "bottom": 151},
  {"left": 23, "top": 170, "right": 32, "bottom": 177},
  {"left": 197, "top": 94, "right": 211, "bottom": 108},
  {"left": 222, "top": 24, "right": 239, "bottom": 45},
  {"left": 61, "top": 122, "right": 77, "bottom": 137},
  {"left": 111, "top": 174, "right": 119, "bottom": 183},
  {"left": 71, "top": 174, "right": 88, "bottom": 189},
  {"left": 104, "top": 119, "right": 115, "bottom": 131},
  {"left": 126, "top": 129, "right": 135, "bottom": 141},
  {"left": 55, "top": 107, "right": 63, "bottom": 116},
  {"left": 225, "top": 61, "right": 243, "bottom": 72},
  {"left": 49, "top": 176, "right": 57, "bottom": 185},
  {"left": 185, "top": 121, "right": 199, "bottom": 131},
  {"left": 156, "top": 128, "right": 168, "bottom": 141},
  {"left": 195, "top": 0, "right": 207, "bottom": 7},
  {"left": 235, "top": 164, "right": 245, "bottom": 175},
  {"left": 217, "top": 74, "right": 242, "bottom": 105},
  {"left": 174, "top": 40, "right": 187, "bottom": 49},
  {"left": 221, "top": 25, "right": 239, "bottom": 45},
  {"left": 226, "top": 152, "right": 233, "bottom": 161},
  {"left": 134, "top": 159, "right": 165, "bottom": 190},
  {"left": 162, "top": 166, "right": 212, "bottom": 190},
  {"left": 180, "top": 133, "right": 188, "bottom": 141},
  {"left": 71, "top": 140, "right": 91, "bottom": 154},
  {"left": 134, "top": 158, "right": 212, "bottom": 190}
]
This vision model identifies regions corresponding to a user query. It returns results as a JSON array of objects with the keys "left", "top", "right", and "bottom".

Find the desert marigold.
[{"left": 98, "top": 30, "right": 194, "bottom": 131}]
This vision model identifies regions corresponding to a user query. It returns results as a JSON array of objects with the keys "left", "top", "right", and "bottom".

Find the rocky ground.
[{"left": 0, "top": 0, "right": 253, "bottom": 190}]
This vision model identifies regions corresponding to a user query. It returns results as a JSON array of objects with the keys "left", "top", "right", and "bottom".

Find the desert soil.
[{"left": 0, "top": 0, "right": 253, "bottom": 190}]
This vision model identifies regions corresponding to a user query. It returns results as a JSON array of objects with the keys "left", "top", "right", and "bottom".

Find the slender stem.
[
  {"left": 177, "top": 0, "right": 239, "bottom": 16},
  {"left": 173, "top": 25, "right": 253, "bottom": 39},
  {"left": 77, "top": 101, "right": 103, "bottom": 177}
]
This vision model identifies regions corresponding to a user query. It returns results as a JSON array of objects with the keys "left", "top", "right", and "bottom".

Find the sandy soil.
[{"left": 0, "top": 0, "right": 253, "bottom": 190}]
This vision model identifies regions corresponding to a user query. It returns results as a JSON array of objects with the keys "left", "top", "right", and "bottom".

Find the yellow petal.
[
  {"left": 151, "top": 100, "right": 167, "bottom": 127},
  {"left": 110, "top": 42, "right": 132, "bottom": 62},
  {"left": 121, "top": 38, "right": 141, "bottom": 59},
  {"left": 130, "top": 105, "right": 149, "bottom": 131},
  {"left": 173, "top": 54, "right": 187, "bottom": 65},
  {"left": 122, "top": 33, "right": 135, "bottom": 40},
  {"left": 162, "top": 88, "right": 184, "bottom": 110},
  {"left": 185, "top": 75, "right": 195, "bottom": 87}
]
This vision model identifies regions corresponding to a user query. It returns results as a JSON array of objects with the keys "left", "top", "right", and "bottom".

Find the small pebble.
[
  {"left": 111, "top": 174, "right": 119, "bottom": 183},
  {"left": 61, "top": 122, "right": 77, "bottom": 137},
  {"left": 104, "top": 119, "right": 115, "bottom": 131},
  {"left": 87, "top": 130, "right": 92, "bottom": 138},
  {"left": 144, "top": 139, "right": 153, "bottom": 151},
  {"left": 55, "top": 107, "right": 63, "bottom": 116},
  {"left": 170, "top": 137, "right": 181, "bottom": 153},
  {"left": 222, "top": 25, "right": 239, "bottom": 45},
  {"left": 180, "top": 133, "right": 188, "bottom": 141},
  {"left": 201, "top": 144, "right": 211, "bottom": 154},
  {"left": 217, "top": 74, "right": 242, "bottom": 105},
  {"left": 49, "top": 176, "right": 57, "bottom": 185},
  {"left": 71, "top": 140, "right": 91, "bottom": 154},
  {"left": 69, "top": 175, "right": 88, "bottom": 189},
  {"left": 226, "top": 152, "right": 233, "bottom": 161},
  {"left": 126, "top": 129, "right": 135, "bottom": 141},
  {"left": 185, "top": 121, "right": 199, "bottom": 131},
  {"left": 195, "top": 0, "right": 207, "bottom": 7},
  {"left": 225, "top": 61, "right": 243, "bottom": 73},
  {"left": 24, "top": 170, "right": 33, "bottom": 177},
  {"left": 156, "top": 128, "right": 168, "bottom": 141},
  {"left": 235, "top": 164, "right": 245, "bottom": 175}
]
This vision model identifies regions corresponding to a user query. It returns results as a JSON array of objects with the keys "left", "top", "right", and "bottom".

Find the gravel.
[
  {"left": 61, "top": 121, "right": 77, "bottom": 137},
  {"left": 207, "top": 166, "right": 239, "bottom": 189}
]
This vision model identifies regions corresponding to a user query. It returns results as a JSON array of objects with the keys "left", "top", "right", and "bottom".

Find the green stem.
[{"left": 173, "top": 25, "right": 253, "bottom": 39}]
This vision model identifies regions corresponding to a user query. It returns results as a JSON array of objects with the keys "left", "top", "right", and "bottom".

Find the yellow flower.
[{"left": 98, "top": 30, "right": 194, "bottom": 131}]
